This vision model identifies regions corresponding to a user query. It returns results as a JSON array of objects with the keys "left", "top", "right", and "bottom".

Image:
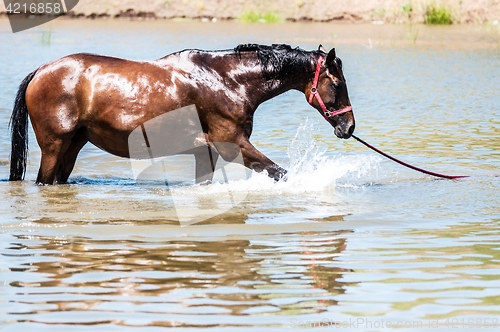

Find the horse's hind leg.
[
  {"left": 56, "top": 128, "right": 88, "bottom": 183},
  {"left": 36, "top": 138, "right": 72, "bottom": 185}
]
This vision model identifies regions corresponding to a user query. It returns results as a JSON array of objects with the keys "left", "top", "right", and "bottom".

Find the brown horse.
[{"left": 9, "top": 44, "right": 354, "bottom": 185}]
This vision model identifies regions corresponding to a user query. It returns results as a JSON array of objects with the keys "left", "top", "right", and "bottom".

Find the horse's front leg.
[
  {"left": 194, "top": 146, "right": 219, "bottom": 184},
  {"left": 214, "top": 138, "right": 287, "bottom": 181}
]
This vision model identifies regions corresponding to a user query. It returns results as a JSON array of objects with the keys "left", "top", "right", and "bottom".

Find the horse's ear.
[
  {"left": 318, "top": 44, "right": 327, "bottom": 53},
  {"left": 325, "top": 48, "right": 337, "bottom": 67}
]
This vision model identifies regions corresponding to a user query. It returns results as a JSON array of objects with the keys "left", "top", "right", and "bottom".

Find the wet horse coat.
[{"left": 9, "top": 44, "right": 354, "bottom": 184}]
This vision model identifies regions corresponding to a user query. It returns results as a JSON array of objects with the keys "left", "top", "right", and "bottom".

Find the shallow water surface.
[{"left": 0, "top": 19, "right": 499, "bottom": 331}]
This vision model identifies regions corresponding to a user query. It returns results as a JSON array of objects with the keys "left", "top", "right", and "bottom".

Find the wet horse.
[{"left": 9, "top": 44, "right": 354, "bottom": 185}]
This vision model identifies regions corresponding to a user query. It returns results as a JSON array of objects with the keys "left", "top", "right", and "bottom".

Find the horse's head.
[{"left": 306, "top": 46, "right": 355, "bottom": 139}]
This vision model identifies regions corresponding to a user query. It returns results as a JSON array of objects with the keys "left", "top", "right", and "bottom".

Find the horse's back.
[
  {"left": 28, "top": 53, "right": 170, "bottom": 100},
  {"left": 26, "top": 53, "right": 176, "bottom": 126}
]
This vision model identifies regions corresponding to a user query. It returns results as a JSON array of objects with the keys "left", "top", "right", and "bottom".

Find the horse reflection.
[{"left": 7, "top": 229, "right": 355, "bottom": 321}]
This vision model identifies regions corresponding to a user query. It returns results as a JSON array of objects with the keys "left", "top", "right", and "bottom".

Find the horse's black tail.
[{"left": 9, "top": 69, "right": 38, "bottom": 181}]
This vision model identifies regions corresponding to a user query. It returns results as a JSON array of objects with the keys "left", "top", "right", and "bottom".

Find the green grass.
[
  {"left": 262, "top": 12, "right": 282, "bottom": 23},
  {"left": 401, "top": 2, "right": 413, "bottom": 15},
  {"left": 425, "top": 4, "right": 453, "bottom": 24},
  {"left": 240, "top": 10, "right": 283, "bottom": 23},
  {"left": 401, "top": 1, "right": 413, "bottom": 19}
]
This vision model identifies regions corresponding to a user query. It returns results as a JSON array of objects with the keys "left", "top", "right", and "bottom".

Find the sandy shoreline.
[{"left": 1, "top": 0, "right": 499, "bottom": 24}]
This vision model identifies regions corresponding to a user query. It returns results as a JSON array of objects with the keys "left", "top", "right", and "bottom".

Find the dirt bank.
[{"left": 1, "top": 0, "right": 499, "bottom": 24}]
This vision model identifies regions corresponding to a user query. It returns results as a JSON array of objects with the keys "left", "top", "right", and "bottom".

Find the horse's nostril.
[{"left": 348, "top": 124, "right": 355, "bottom": 136}]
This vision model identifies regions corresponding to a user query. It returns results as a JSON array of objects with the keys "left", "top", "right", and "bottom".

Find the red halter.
[{"left": 308, "top": 56, "right": 352, "bottom": 120}]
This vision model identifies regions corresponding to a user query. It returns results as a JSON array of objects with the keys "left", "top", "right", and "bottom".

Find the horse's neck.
[{"left": 247, "top": 52, "right": 315, "bottom": 105}]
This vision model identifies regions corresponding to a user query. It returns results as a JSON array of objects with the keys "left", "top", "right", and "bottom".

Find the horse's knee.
[{"left": 213, "top": 142, "right": 241, "bottom": 163}]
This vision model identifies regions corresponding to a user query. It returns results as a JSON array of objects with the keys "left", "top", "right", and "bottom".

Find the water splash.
[
  {"left": 282, "top": 118, "right": 381, "bottom": 191},
  {"left": 178, "top": 118, "right": 381, "bottom": 196}
]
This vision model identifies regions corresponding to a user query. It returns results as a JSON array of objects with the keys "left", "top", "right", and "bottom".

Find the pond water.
[{"left": 0, "top": 19, "right": 499, "bottom": 331}]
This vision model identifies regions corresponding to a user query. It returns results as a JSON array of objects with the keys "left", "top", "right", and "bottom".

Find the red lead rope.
[
  {"left": 308, "top": 56, "right": 465, "bottom": 179},
  {"left": 351, "top": 134, "right": 469, "bottom": 180}
]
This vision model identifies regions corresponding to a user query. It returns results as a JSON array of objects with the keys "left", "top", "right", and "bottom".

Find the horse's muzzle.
[
  {"left": 331, "top": 111, "right": 355, "bottom": 139},
  {"left": 335, "top": 123, "right": 355, "bottom": 139}
]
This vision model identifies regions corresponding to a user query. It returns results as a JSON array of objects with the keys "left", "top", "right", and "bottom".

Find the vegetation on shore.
[
  {"left": 425, "top": 4, "right": 453, "bottom": 24},
  {"left": 239, "top": 10, "right": 283, "bottom": 23}
]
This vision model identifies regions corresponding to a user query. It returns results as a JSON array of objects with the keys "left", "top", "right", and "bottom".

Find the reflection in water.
[
  {"left": 4, "top": 230, "right": 352, "bottom": 327},
  {"left": 3, "top": 220, "right": 499, "bottom": 328}
]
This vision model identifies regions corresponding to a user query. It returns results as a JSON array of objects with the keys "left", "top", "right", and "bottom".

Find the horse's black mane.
[{"left": 234, "top": 44, "right": 322, "bottom": 83}]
